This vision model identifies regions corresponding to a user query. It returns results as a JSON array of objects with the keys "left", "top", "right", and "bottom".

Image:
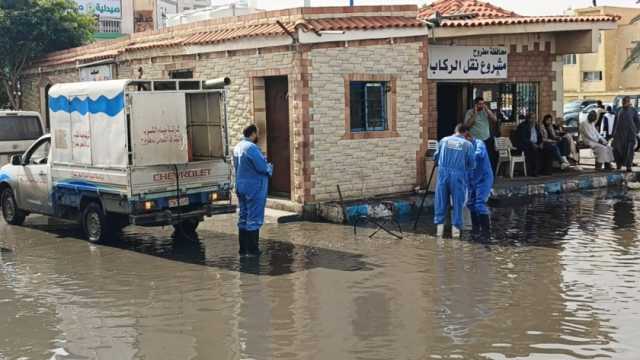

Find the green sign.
[{"left": 76, "top": 0, "right": 122, "bottom": 19}]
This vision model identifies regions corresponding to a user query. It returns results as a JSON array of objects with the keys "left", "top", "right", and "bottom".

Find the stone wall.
[{"left": 307, "top": 41, "right": 425, "bottom": 202}]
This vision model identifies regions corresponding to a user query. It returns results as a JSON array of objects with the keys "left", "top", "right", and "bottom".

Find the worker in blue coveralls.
[
  {"left": 434, "top": 124, "right": 476, "bottom": 238},
  {"left": 233, "top": 125, "right": 273, "bottom": 256},
  {"left": 466, "top": 134, "right": 494, "bottom": 239}
]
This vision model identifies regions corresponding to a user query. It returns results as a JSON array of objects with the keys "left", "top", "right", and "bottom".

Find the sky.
[{"left": 254, "top": 0, "right": 639, "bottom": 16}]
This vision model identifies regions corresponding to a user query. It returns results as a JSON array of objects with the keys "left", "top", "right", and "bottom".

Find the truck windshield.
[{"left": 0, "top": 116, "right": 43, "bottom": 141}]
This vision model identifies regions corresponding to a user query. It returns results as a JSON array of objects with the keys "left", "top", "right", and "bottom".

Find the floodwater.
[{"left": 1, "top": 189, "right": 640, "bottom": 360}]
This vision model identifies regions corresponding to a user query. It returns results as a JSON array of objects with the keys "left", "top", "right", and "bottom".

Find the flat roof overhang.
[{"left": 431, "top": 21, "right": 617, "bottom": 54}]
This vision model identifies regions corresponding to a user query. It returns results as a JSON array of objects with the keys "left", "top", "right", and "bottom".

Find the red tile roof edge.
[
  {"left": 32, "top": 4, "right": 619, "bottom": 68},
  {"left": 418, "top": 0, "right": 520, "bottom": 19},
  {"left": 439, "top": 14, "right": 619, "bottom": 27},
  {"left": 36, "top": 14, "right": 427, "bottom": 67}
]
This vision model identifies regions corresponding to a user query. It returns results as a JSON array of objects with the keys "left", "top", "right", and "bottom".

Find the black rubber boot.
[
  {"left": 238, "top": 229, "right": 248, "bottom": 256},
  {"left": 247, "top": 230, "right": 262, "bottom": 256},
  {"left": 479, "top": 214, "right": 491, "bottom": 239},
  {"left": 470, "top": 212, "right": 480, "bottom": 237}
]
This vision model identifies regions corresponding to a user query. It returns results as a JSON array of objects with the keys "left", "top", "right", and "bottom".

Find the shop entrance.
[
  {"left": 436, "top": 82, "right": 539, "bottom": 139},
  {"left": 264, "top": 76, "right": 291, "bottom": 197},
  {"left": 436, "top": 83, "right": 468, "bottom": 140}
]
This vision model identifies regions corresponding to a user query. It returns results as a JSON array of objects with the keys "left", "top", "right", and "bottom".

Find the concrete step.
[
  {"left": 264, "top": 208, "right": 302, "bottom": 224},
  {"left": 266, "top": 197, "right": 303, "bottom": 214}
]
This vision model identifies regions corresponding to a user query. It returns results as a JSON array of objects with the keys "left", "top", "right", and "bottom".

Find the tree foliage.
[
  {"left": 622, "top": 1, "right": 640, "bottom": 71},
  {"left": 0, "top": 0, "right": 95, "bottom": 109}
]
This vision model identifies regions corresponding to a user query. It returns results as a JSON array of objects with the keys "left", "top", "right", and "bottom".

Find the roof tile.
[
  {"left": 439, "top": 14, "right": 619, "bottom": 27},
  {"left": 35, "top": 2, "right": 617, "bottom": 67},
  {"left": 419, "top": 0, "right": 519, "bottom": 19}
]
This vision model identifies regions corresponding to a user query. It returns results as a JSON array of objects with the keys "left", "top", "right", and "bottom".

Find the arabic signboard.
[
  {"left": 75, "top": 0, "right": 122, "bottom": 19},
  {"left": 79, "top": 64, "right": 114, "bottom": 82},
  {"left": 428, "top": 46, "right": 508, "bottom": 80}
]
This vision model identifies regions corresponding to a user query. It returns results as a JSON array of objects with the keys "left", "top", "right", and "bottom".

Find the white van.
[{"left": 0, "top": 111, "right": 45, "bottom": 166}]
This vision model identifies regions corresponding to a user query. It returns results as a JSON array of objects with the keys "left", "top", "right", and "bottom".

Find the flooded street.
[{"left": 2, "top": 189, "right": 640, "bottom": 360}]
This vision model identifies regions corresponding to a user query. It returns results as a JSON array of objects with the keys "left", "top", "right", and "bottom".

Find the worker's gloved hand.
[{"left": 267, "top": 163, "right": 274, "bottom": 177}]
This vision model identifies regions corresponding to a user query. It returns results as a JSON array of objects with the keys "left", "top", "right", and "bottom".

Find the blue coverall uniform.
[
  {"left": 233, "top": 138, "right": 273, "bottom": 232},
  {"left": 433, "top": 134, "right": 476, "bottom": 230},
  {"left": 467, "top": 139, "right": 494, "bottom": 216}
]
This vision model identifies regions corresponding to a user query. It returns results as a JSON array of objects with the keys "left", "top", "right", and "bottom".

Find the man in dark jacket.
[
  {"left": 612, "top": 96, "right": 640, "bottom": 172},
  {"left": 513, "top": 115, "right": 547, "bottom": 177}
]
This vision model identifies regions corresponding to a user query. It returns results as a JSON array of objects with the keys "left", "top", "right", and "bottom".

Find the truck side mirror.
[{"left": 10, "top": 155, "right": 22, "bottom": 166}]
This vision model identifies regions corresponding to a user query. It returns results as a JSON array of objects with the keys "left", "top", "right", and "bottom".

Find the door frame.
[{"left": 250, "top": 70, "right": 294, "bottom": 199}]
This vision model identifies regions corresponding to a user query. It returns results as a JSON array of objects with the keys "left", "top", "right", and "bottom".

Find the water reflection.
[{"left": 1, "top": 189, "right": 640, "bottom": 359}]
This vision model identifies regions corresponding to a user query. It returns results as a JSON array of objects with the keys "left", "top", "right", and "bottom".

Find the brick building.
[{"left": 20, "top": 1, "right": 616, "bottom": 208}]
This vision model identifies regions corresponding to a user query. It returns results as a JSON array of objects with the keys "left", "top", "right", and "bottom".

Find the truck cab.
[{"left": 0, "top": 79, "right": 235, "bottom": 242}]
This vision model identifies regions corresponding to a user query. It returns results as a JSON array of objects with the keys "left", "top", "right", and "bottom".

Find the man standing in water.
[
  {"left": 233, "top": 125, "right": 272, "bottom": 256},
  {"left": 612, "top": 96, "right": 640, "bottom": 172},
  {"left": 467, "top": 133, "right": 494, "bottom": 239},
  {"left": 464, "top": 97, "right": 498, "bottom": 173},
  {"left": 434, "top": 124, "right": 476, "bottom": 238}
]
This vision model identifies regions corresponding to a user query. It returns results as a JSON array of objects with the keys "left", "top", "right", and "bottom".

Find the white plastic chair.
[{"left": 495, "top": 137, "right": 527, "bottom": 178}]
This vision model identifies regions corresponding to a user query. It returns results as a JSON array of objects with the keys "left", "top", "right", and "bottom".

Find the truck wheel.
[
  {"left": 1, "top": 188, "right": 26, "bottom": 226},
  {"left": 173, "top": 219, "right": 200, "bottom": 236},
  {"left": 81, "top": 202, "right": 112, "bottom": 243}
]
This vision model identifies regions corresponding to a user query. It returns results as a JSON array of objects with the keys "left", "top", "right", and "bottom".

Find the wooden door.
[{"left": 265, "top": 76, "right": 291, "bottom": 197}]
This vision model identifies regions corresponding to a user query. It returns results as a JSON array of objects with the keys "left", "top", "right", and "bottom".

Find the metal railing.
[{"left": 98, "top": 19, "right": 121, "bottom": 33}]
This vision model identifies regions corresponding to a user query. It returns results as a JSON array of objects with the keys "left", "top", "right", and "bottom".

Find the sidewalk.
[{"left": 311, "top": 169, "right": 639, "bottom": 224}]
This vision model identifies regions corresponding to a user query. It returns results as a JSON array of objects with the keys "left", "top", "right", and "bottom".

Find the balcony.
[{"left": 97, "top": 18, "right": 121, "bottom": 33}]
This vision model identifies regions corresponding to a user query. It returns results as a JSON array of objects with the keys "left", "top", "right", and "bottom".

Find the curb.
[{"left": 310, "top": 172, "right": 639, "bottom": 224}]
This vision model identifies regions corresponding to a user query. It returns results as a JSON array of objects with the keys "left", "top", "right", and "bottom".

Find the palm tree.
[{"left": 622, "top": 1, "right": 640, "bottom": 71}]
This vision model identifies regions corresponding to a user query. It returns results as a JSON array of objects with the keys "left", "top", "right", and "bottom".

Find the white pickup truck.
[{"left": 0, "top": 79, "right": 235, "bottom": 242}]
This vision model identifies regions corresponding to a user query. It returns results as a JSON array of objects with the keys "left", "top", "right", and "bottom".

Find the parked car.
[
  {"left": 563, "top": 99, "right": 598, "bottom": 133},
  {"left": 0, "top": 110, "right": 44, "bottom": 166},
  {"left": 612, "top": 95, "right": 640, "bottom": 114},
  {"left": 577, "top": 102, "right": 612, "bottom": 124}
]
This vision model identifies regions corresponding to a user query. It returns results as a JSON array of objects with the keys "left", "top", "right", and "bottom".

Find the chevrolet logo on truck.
[{"left": 153, "top": 168, "right": 212, "bottom": 182}]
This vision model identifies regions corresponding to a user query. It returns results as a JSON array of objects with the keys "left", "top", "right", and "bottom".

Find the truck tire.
[
  {"left": 81, "top": 202, "right": 112, "bottom": 243},
  {"left": 1, "top": 188, "right": 26, "bottom": 226},
  {"left": 173, "top": 219, "right": 200, "bottom": 237}
]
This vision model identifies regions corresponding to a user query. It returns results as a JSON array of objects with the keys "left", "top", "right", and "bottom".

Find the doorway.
[
  {"left": 436, "top": 83, "right": 468, "bottom": 140},
  {"left": 264, "top": 76, "right": 291, "bottom": 197}
]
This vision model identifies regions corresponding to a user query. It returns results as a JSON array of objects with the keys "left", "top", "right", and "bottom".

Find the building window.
[
  {"left": 562, "top": 54, "right": 577, "bottom": 65},
  {"left": 491, "top": 82, "right": 538, "bottom": 123},
  {"left": 170, "top": 69, "right": 193, "bottom": 79},
  {"left": 582, "top": 71, "right": 603, "bottom": 82},
  {"left": 350, "top": 81, "right": 388, "bottom": 132},
  {"left": 343, "top": 75, "right": 398, "bottom": 140}
]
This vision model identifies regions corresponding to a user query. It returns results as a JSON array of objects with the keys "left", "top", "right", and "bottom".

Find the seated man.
[
  {"left": 513, "top": 114, "right": 551, "bottom": 176},
  {"left": 551, "top": 118, "right": 579, "bottom": 163},
  {"left": 579, "top": 110, "right": 614, "bottom": 170},
  {"left": 540, "top": 115, "right": 570, "bottom": 170}
]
